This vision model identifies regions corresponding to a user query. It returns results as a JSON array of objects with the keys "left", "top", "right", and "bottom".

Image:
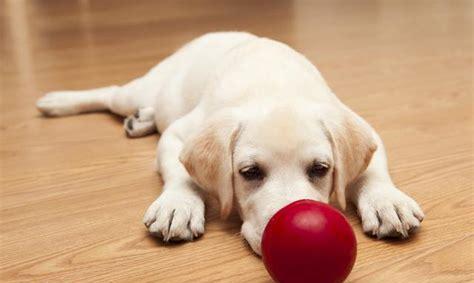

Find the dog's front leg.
[
  {"left": 349, "top": 132, "right": 424, "bottom": 238},
  {"left": 143, "top": 116, "right": 205, "bottom": 241}
]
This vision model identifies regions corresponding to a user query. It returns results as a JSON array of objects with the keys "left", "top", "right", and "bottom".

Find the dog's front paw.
[
  {"left": 143, "top": 189, "right": 205, "bottom": 242},
  {"left": 357, "top": 184, "right": 424, "bottom": 239}
]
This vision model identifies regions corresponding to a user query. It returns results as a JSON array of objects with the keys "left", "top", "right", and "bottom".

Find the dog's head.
[{"left": 179, "top": 102, "right": 377, "bottom": 255}]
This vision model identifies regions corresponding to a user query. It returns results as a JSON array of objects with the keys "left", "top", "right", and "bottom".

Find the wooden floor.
[{"left": 1, "top": 0, "right": 473, "bottom": 282}]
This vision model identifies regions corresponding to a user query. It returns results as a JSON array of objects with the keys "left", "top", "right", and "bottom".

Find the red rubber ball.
[{"left": 262, "top": 200, "right": 357, "bottom": 283}]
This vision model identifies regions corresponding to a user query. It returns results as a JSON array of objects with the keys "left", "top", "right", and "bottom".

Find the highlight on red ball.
[{"left": 261, "top": 200, "right": 357, "bottom": 283}]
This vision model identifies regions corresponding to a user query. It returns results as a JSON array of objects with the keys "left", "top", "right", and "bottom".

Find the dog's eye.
[
  {"left": 307, "top": 162, "right": 329, "bottom": 179},
  {"left": 239, "top": 165, "right": 265, "bottom": 181}
]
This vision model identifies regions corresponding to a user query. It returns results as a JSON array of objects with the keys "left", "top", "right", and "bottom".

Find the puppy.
[{"left": 37, "top": 32, "right": 424, "bottom": 255}]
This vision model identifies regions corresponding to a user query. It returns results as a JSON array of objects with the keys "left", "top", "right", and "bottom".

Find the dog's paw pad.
[{"left": 124, "top": 110, "right": 156, "bottom": 138}]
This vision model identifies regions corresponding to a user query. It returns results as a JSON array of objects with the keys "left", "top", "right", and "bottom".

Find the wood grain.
[{"left": 1, "top": 0, "right": 473, "bottom": 282}]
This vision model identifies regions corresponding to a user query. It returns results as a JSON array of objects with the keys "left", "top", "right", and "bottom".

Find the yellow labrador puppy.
[{"left": 37, "top": 32, "right": 424, "bottom": 255}]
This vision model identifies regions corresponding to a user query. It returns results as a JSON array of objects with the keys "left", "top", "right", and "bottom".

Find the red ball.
[{"left": 262, "top": 200, "right": 357, "bottom": 283}]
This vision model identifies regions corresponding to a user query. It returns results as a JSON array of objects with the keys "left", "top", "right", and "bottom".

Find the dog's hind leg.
[
  {"left": 37, "top": 86, "right": 121, "bottom": 117},
  {"left": 36, "top": 76, "right": 154, "bottom": 118}
]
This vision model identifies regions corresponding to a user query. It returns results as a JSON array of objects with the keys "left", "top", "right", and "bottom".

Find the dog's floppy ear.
[
  {"left": 323, "top": 105, "right": 377, "bottom": 210},
  {"left": 179, "top": 111, "right": 242, "bottom": 219}
]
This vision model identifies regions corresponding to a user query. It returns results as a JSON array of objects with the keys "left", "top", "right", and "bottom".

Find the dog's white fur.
[{"left": 37, "top": 32, "right": 424, "bottom": 255}]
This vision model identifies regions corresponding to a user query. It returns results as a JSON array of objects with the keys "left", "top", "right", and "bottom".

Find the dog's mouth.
[{"left": 241, "top": 221, "right": 263, "bottom": 256}]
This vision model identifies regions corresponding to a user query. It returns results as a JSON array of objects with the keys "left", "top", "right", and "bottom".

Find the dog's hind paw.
[{"left": 124, "top": 107, "right": 156, "bottom": 138}]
